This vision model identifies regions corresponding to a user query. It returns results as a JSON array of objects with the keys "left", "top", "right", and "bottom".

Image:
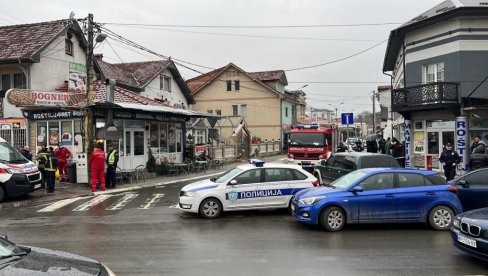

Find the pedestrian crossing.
[{"left": 36, "top": 192, "right": 172, "bottom": 214}]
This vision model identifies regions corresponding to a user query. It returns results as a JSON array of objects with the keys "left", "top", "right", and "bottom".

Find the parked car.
[
  {"left": 179, "top": 160, "right": 318, "bottom": 218},
  {"left": 313, "top": 152, "right": 400, "bottom": 185},
  {"left": 291, "top": 168, "right": 462, "bottom": 231},
  {"left": 0, "top": 137, "right": 42, "bottom": 202},
  {"left": 450, "top": 208, "right": 488, "bottom": 261},
  {"left": 449, "top": 168, "right": 488, "bottom": 211},
  {"left": 0, "top": 235, "right": 116, "bottom": 275}
]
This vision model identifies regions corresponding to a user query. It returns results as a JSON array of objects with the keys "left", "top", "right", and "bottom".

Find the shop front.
[{"left": 412, "top": 120, "right": 455, "bottom": 170}]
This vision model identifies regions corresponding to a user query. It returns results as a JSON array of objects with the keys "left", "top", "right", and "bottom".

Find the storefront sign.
[
  {"left": 195, "top": 145, "right": 207, "bottom": 155},
  {"left": 26, "top": 110, "right": 86, "bottom": 120},
  {"left": 94, "top": 109, "right": 186, "bottom": 122},
  {"left": 404, "top": 120, "right": 412, "bottom": 168},
  {"left": 6, "top": 89, "right": 87, "bottom": 108},
  {"left": 68, "top": 62, "right": 87, "bottom": 94},
  {"left": 456, "top": 117, "right": 468, "bottom": 174}
]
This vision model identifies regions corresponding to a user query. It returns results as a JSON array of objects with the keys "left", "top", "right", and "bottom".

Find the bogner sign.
[{"left": 6, "top": 89, "right": 87, "bottom": 108}]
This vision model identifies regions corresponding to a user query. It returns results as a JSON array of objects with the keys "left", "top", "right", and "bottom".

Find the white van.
[{"left": 0, "top": 137, "right": 42, "bottom": 202}]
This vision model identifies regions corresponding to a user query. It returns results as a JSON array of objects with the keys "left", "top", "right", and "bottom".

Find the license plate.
[
  {"left": 458, "top": 234, "right": 477, "bottom": 248},
  {"left": 34, "top": 184, "right": 41, "bottom": 189},
  {"left": 291, "top": 204, "right": 296, "bottom": 212},
  {"left": 302, "top": 161, "right": 311, "bottom": 164}
]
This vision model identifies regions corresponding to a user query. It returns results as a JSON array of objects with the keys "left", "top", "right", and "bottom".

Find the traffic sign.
[{"left": 341, "top": 113, "right": 354, "bottom": 125}]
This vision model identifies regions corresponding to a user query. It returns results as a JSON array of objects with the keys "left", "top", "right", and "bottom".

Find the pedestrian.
[
  {"left": 366, "top": 139, "right": 378, "bottom": 153},
  {"left": 385, "top": 137, "right": 392, "bottom": 155},
  {"left": 439, "top": 143, "right": 461, "bottom": 181},
  {"left": 89, "top": 142, "right": 106, "bottom": 192},
  {"left": 44, "top": 147, "right": 58, "bottom": 193},
  {"left": 390, "top": 137, "right": 403, "bottom": 166},
  {"left": 55, "top": 143, "right": 71, "bottom": 182},
  {"left": 36, "top": 147, "right": 49, "bottom": 188},
  {"left": 336, "top": 141, "right": 348, "bottom": 152},
  {"left": 19, "top": 146, "right": 32, "bottom": 161},
  {"left": 471, "top": 135, "right": 481, "bottom": 154},
  {"left": 105, "top": 144, "right": 119, "bottom": 189},
  {"left": 378, "top": 138, "right": 386, "bottom": 154},
  {"left": 468, "top": 144, "right": 488, "bottom": 171}
]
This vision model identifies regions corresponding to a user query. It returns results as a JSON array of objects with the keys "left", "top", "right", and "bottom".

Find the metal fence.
[{"left": 0, "top": 128, "right": 28, "bottom": 149}]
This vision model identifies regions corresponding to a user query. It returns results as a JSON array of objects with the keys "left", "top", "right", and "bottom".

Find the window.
[
  {"left": 234, "top": 80, "right": 240, "bottom": 91},
  {"left": 161, "top": 75, "right": 171, "bottom": 92},
  {"left": 361, "top": 157, "right": 398, "bottom": 168},
  {"left": 240, "top": 104, "right": 247, "bottom": 117},
  {"left": 216, "top": 110, "right": 222, "bottom": 116},
  {"left": 13, "top": 74, "right": 26, "bottom": 89},
  {"left": 289, "top": 169, "right": 308, "bottom": 180},
  {"left": 150, "top": 123, "right": 159, "bottom": 150},
  {"left": 331, "top": 156, "right": 345, "bottom": 168},
  {"left": 159, "top": 122, "right": 167, "bottom": 153},
  {"left": 343, "top": 155, "right": 356, "bottom": 170},
  {"left": 226, "top": 80, "right": 232, "bottom": 91},
  {"left": 207, "top": 110, "right": 213, "bottom": 114},
  {"left": 285, "top": 107, "right": 288, "bottom": 117},
  {"left": 265, "top": 169, "right": 286, "bottom": 182},
  {"left": 65, "top": 39, "right": 73, "bottom": 55},
  {"left": 195, "top": 130, "right": 205, "bottom": 145},
  {"left": 233, "top": 169, "right": 262, "bottom": 184},
  {"left": 232, "top": 105, "right": 238, "bottom": 116},
  {"left": 358, "top": 173, "right": 394, "bottom": 191},
  {"left": 398, "top": 173, "right": 427, "bottom": 188},
  {"left": 463, "top": 170, "right": 488, "bottom": 185},
  {"left": 423, "top": 62, "right": 444, "bottom": 83},
  {"left": 1, "top": 75, "right": 10, "bottom": 91}
]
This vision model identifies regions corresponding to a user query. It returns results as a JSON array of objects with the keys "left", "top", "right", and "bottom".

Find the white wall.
[{"left": 141, "top": 68, "right": 188, "bottom": 107}]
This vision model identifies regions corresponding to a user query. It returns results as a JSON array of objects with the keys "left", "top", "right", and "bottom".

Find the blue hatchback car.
[{"left": 291, "top": 168, "right": 463, "bottom": 231}]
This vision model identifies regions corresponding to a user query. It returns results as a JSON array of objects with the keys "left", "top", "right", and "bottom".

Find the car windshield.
[
  {"left": 0, "top": 237, "right": 24, "bottom": 258},
  {"left": 346, "top": 138, "right": 358, "bottom": 145},
  {"left": 0, "top": 142, "right": 27, "bottom": 164},
  {"left": 213, "top": 167, "right": 243, "bottom": 183},
  {"left": 331, "top": 170, "right": 368, "bottom": 189},
  {"left": 289, "top": 133, "right": 325, "bottom": 147}
]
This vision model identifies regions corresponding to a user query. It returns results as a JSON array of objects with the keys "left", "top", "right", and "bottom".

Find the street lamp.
[{"left": 295, "top": 84, "right": 308, "bottom": 90}]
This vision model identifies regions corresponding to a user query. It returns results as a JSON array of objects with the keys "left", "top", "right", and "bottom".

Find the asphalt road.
[{"left": 1, "top": 177, "right": 487, "bottom": 276}]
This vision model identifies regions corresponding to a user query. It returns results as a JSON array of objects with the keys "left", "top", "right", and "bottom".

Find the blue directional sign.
[{"left": 341, "top": 113, "right": 354, "bottom": 125}]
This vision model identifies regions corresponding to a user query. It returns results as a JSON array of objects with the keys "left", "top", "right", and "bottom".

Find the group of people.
[
  {"left": 336, "top": 137, "right": 405, "bottom": 166},
  {"left": 23, "top": 142, "right": 119, "bottom": 193}
]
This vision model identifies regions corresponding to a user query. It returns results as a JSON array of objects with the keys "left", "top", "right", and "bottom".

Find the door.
[
  {"left": 455, "top": 169, "right": 488, "bottom": 211},
  {"left": 427, "top": 132, "right": 440, "bottom": 169},
  {"left": 395, "top": 173, "right": 436, "bottom": 220},
  {"left": 260, "top": 168, "right": 292, "bottom": 207},
  {"left": 348, "top": 173, "right": 396, "bottom": 222},
  {"left": 120, "top": 128, "right": 146, "bottom": 170},
  {"left": 225, "top": 168, "right": 263, "bottom": 210}
]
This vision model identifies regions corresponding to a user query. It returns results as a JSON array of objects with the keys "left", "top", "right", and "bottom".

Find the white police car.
[{"left": 179, "top": 160, "right": 319, "bottom": 218}]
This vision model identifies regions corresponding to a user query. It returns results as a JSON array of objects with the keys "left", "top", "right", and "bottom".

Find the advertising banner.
[
  {"left": 404, "top": 120, "right": 412, "bottom": 168},
  {"left": 68, "top": 62, "right": 87, "bottom": 94},
  {"left": 456, "top": 117, "right": 468, "bottom": 175},
  {"left": 6, "top": 89, "right": 87, "bottom": 108}
]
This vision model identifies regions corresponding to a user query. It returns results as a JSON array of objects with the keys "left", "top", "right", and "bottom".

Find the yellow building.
[{"left": 187, "top": 63, "right": 288, "bottom": 144}]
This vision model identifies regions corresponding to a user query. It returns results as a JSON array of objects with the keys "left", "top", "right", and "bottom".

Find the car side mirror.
[
  {"left": 350, "top": 186, "right": 363, "bottom": 193},
  {"left": 458, "top": 179, "right": 469, "bottom": 188},
  {"left": 229, "top": 180, "right": 237, "bottom": 186},
  {"left": 210, "top": 177, "right": 217, "bottom": 182}
]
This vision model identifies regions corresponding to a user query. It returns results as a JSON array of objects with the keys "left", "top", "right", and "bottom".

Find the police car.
[{"left": 179, "top": 160, "right": 319, "bottom": 218}]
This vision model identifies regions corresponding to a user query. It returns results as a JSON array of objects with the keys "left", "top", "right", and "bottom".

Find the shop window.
[
  {"left": 49, "top": 123, "right": 60, "bottom": 146},
  {"left": 176, "top": 124, "right": 182, "bottom": 153},
  {"left": 133, "top": 131, "right": 145, "bottom": 156},
  {"left": 125, "top": 131, "right": 131, "bottom": 156},
  {"left": 150, "top": 123, "right": 159, "bottom": 152},
  {"left": 159, "top": 122, "right": 168, "bottom": 153},
  {"left": 168, "top": 124, "right": 176, "bottom": 152},
  {"left": 61, "top": 121, "right": 73, "bottom": 147},
  {"left": 37, "top": 122, "right": 48, "bottom": 148}
]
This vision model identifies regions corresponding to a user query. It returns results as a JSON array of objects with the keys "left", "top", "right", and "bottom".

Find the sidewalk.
[{"left": 0, "top": 154, "right": 287, "bottom": 210}]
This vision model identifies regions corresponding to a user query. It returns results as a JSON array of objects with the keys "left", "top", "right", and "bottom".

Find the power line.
[{"left": 102, "top": 22, "right": 402, "bottom": 29}]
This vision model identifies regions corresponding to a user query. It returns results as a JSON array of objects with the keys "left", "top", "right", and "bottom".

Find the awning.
[{"left": 98, "top": 102, "right": 218, "bottom": 118}]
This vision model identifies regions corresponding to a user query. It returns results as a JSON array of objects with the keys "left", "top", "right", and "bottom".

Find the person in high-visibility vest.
[
  {"left": 44, "top": 147, "right": 58, "bottom": 193},
  {"left": 89, "top": 142, "right": 106, "bottom": 192},
  {"left": 105, "top": 144, "right": 119, "bottom": 189}
]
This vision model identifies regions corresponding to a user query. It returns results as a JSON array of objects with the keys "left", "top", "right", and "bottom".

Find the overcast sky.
[{"left": 2, "top": 0, "right": 443, "bottom": 114}]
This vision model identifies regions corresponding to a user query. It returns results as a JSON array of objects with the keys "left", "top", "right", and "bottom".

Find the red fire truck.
[{"left": 286, "top": 124, "right": 334, "bottom": 172}]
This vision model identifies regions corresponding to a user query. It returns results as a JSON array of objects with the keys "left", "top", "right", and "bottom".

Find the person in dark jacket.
[
  {"left": 378, "top": 139, "right": 386, "bottom": 154},
  {"left": 439, "top": 143, "right": 461, "bottom": 181},
  {"left": 390, "top": 137, "right": 403, "bottom": 166},
  {"left": 471, "top": 135, "right": 481, "bottom": 154},
  {"left": 44, "top": 147, "right": 58, "bottom": 193},
  {"left": 468, "top": 144, "right": 488, "bottom": 171},
  {"left": 385, "top": 137, "right": 392, "bottom": 155},
  {"left": 336, "top": 142, "right": 348, "bottom": 152},
  {"left": 36, "top": 147, "right": 49, "bottom": 189},
  {"left": 19, "top": 146, "right": 33, "bottom": 161},
  {"left": 366, "top": 139, "right": 378, "bottom": 153},
  {"left": 105, "top": 144, "right": 119, "bottom": 189}
]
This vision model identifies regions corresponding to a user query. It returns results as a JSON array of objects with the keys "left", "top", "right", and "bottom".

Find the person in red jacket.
[
  {"left": 55, "top": 143, "right": 71, "bottom": 182},
  {"left": 89, "top": 142, "right": 106, "bottom": 192}
]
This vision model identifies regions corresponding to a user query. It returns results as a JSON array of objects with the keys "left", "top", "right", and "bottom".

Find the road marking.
[
  {"left": 106, "top": 193, "right": 139, "bottom": 210},
  {"left": 37, "top": 197, "right": 84, "bottom": 213},
  {"left": 72, "top": 195, "right": 112, "bottom": 211},
  {"left": 169, "top": 204, "right": 179, "bottom": 208},
  {"left": 138, "top": 193, "right": 164, "bottom": 209}
]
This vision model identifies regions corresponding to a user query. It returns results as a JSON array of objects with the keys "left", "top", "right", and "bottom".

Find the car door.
[
  {"left": 260, "top": 168, "right": 290, "bottom": 207},
  {"left": 318, "top": 156, "right": 336, "bottom": 183},
  {"left": 455, "top": 168, "right": 488, "bottom": 211},
  {"left": 328, "top": 156, "right": 346, "bottom": 181},
  {"left": 348, "top": 173, "right": 396, "bottom": 222},
  {"left": 225, "top": 168, "right": 263, "bottom": 210},
  {"left": 395, "top": 173, "right": 436, "bottom": 220}
]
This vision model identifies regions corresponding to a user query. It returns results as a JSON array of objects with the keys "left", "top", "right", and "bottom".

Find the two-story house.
[
  {"left": 383, "top": 0, "right": 488, "bottom": 171},
  {"left": 187, "top": 63, "right": 293, "bottom": 150}
]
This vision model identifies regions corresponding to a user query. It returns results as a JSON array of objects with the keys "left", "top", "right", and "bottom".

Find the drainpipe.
[{"left": 382, "top": 71, "right": 394, "bottom": 139}]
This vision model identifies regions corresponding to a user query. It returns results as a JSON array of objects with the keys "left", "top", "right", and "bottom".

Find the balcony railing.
[{"left": 391, "top": 82, "right": 459, "bottom": 113}]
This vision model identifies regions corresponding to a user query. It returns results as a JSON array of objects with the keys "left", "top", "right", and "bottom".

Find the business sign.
[
  {"left": 94, "top": 109, "right": 186, "bottom": 122},
  {"left": 456, "top": 117, "right": 468, "bottom": 174},
  {"left": 341, "top": 113, "right": 353, "bottom": 125},
  {"left": 404, "top": 120, "right": 412, "bottom": 168},
  {"left": 68, "top": 62, "right": 87, "bottom": 94},
  {"left": 26, "top": 110, "right": 86, "bottom": 120},
  {"left": 6, "top": 89, "right": 87, "bottom": 108},
  {"left": 195, "top": 145, "right": 207, "bottom": 155}
]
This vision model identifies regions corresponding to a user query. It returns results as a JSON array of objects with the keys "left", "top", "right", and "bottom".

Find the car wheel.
[
  {"left": 320, "top": 206, "right": 346, "bottom": 232},
  {"left": 0, "top": 186, "right": 5, "bottom": 202},
  {"left": 429, "top": 205, "right": 454, "bottom": 230},
  {"left": 199, "top": 197, "right": 222, "bottom": 219}
]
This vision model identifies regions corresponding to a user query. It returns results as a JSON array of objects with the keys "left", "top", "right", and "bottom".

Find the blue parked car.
[
  {"left": 449, "top": 168, "right": 488, "bottom": 211},
  {"left": 291, "top": 168, "right": 463, "bottom": 231},
  {"left": 450, "top": 208, "right": 488, "bottom": 261}
]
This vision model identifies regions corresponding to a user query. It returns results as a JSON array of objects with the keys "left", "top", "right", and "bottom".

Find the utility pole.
[
  {"left": 85, "top": 13, "right": 95, "bottom": 154},
  {"left": 372, "top": 90, "right": 376, "bottom": 135}
]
